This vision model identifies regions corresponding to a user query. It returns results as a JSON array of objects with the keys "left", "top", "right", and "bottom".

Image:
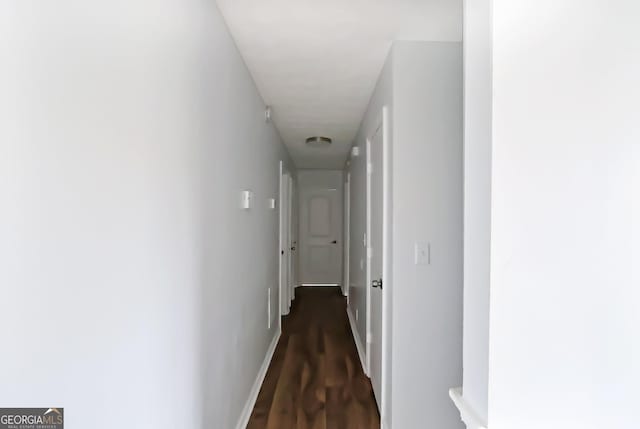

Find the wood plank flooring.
[{"left": 247, "top": 287, "right": 380, "bottom": 429}]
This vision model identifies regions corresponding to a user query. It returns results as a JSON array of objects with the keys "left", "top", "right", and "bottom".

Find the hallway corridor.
[{"left": 247, "top": 287, "right": 379, "bottom": 429}]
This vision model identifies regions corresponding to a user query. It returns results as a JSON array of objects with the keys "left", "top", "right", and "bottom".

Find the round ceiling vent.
[{"left": 305, "top": 136, "right": 332, "bottom": 146}]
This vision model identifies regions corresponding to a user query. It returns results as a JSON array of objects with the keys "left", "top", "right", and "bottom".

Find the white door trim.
[
  {"left": 278, "top": 161, "right": 284, "bottom": 328},
  {"left": 287, "top": 174, "right": 294, "bottom": 310},
  {"left": 290, "top": 177, "right": 298, "bottom": 298},
  {"left": 365, "top": 137, "right": 372, "bottom": 377},
  {"left": 343, "top": 172, "right": 351, "bottom": 300},
  {"left": 380, "top": 105, "right": 390, "bottom": 425}
]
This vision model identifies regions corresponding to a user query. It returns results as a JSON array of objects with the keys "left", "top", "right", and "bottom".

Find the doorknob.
[
  {"left": 372, "top": 278, "right": 383, "bottom": 289},
  {"left": 331, "top": 240, "right": 337, "bottom": 244}
]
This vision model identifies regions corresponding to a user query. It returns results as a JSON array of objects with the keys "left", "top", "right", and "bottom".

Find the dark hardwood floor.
[{"left": 247, "top": 287, "right": 380, "bottom": 429}]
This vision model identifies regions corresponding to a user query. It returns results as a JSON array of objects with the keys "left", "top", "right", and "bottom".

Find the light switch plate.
[
  {"left": 415, "top": 242, "right": 430, "bottom": 265},
  {"left": 241, "top": 190, "right": 253, "bottom": 209},
  {"left": 268, "top": 198, "right": 276, "bottom": 209}
]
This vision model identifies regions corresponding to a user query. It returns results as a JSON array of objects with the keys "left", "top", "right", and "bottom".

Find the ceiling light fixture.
[{"left": 305, "top": 136, "right": 332, "bottom": 146}]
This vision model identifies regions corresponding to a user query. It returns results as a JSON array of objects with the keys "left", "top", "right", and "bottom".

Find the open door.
[{"left": 366, "top": 107, "right": 389, "bottom": 412}]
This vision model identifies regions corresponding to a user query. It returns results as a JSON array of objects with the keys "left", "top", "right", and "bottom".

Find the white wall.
[
  {"left": 297, "top": 170, "right": 344, "bottom": 192},
  {"left": 347, "top": 41, "right": 463, "bottom": 429},
  {"left": 460, "top": 0, "right": 491, "bottom": 424},
  {"left": 0, "top": 2, "right": 292, "bottom": 428},
  {"left": 488, "top": 1, "right": 640, "bottom": 428},
  {"left": 391, "top": 41, "right": 464, "bottom": 429}
]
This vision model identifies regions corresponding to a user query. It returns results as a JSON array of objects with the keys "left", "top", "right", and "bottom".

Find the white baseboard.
[
  {"left": 235, "top": 329, "right": 281, "bottom": 429},
  {"left": 449, "top": 387, "right": 488, "bottom": 429},
  {"left": 299, "top": 283, "right": 340, "bottom": 287},
  {"left": 346, "top": 306, "right": 367, "bottom": 375}
]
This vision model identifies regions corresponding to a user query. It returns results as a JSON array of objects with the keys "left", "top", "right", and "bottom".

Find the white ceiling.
[{"left": 216, "top": 0, "right": 462, "bottom": 169}]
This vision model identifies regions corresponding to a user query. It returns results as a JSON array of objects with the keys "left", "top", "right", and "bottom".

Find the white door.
[
  {"left": 366, "top": 107, "right": 387, "bottom": 409},
  {"left": 287, "top": 175, "right": 294, "bottom": 309},
  {"left": 290, "top": 178, "right": 299, "bottom": 299},
  {"left": 299, "top": 188, "right": 342, "bottom": 285},
  {"left": 279, "top": 168, "right": 291, "bottom": 316},
  {"left": 343, "top": 173, "right": 351, "bottom": 298}
]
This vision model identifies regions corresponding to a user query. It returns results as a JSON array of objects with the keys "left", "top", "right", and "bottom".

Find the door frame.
[
  {"left": 279, "top": 161, "right": 293, "bottom": 324},
  {"left": 343, "top": 172, "right": 351, "bottom": 300},
  {"left": 365, "top": 106, "right": 390, "bottom": 420},
  {"left": 365, "top": 138, "right": 372, "bottom": 375},
  {"left": 278, "top": 161, "right": 284, "bottom": 330},
  {"left": 287, "top": 174, "right": 294, "bottom": 310}
]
